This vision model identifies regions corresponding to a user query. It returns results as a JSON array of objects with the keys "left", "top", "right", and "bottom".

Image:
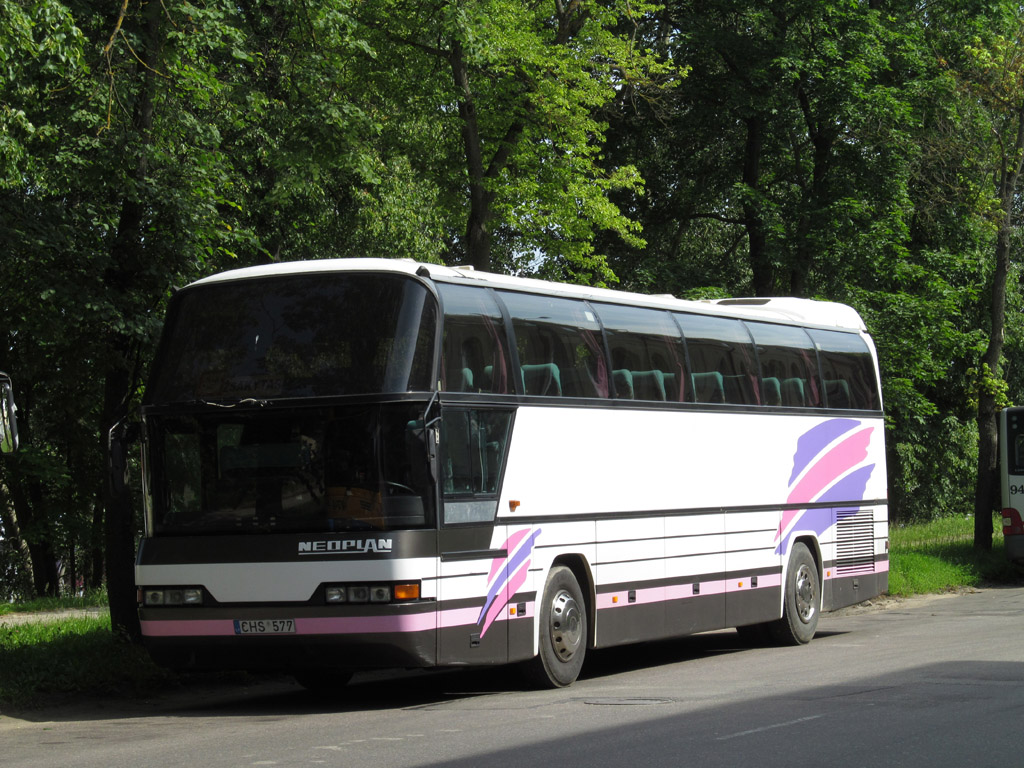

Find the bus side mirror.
[
  {"left": 107, "top": 421, "right": 140, "bottom": 497},
  {"left": 0, "top": 374, "right": 18, "bottom": 455}
]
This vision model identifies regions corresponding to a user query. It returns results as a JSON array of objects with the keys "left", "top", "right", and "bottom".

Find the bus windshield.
[
  {"left": 145, "top": 273, "right": 437, "bottom": 404},
  {"left": 149, "top": 403, "right": 434, "bottom": 534}
]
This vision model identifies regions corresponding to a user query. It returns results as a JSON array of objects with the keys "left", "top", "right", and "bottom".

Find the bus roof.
[{"left": 188, "top": 258, "right": 868, "bottom": 332}]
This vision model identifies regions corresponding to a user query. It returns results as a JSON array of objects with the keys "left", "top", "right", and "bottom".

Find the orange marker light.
[
  {"left": 393, "top": 584, "right": 420, "bottom": 601},
  {"left": 509, "top": 500, "right": 521, "bottom": 512}
]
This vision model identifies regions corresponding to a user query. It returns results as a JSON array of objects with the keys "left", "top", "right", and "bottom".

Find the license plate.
[{"left": 233, "top": 619, "right": 295, "bottom": 635}]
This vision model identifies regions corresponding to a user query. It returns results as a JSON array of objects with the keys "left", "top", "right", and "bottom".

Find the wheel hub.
[
  {"left": 549, "top": 589, "right": 583, "bottom": 661},
  {"left": 795, "top": 563, "right": 816, "bottom": 623}
]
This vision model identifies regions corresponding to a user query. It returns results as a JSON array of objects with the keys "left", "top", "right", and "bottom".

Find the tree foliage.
[{"left": 4, "top": 0, "right": 1024, "bottom": 622}]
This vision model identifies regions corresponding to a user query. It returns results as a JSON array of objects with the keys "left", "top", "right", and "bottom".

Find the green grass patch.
[
  {"left": 0, "top": 615, "right": 173, "bottom": 708},
  {"left": 0, "top": 588, "right": 109, "bottom": 616},
  {"left": 888, "top": 514, "right": 1023, "bottom": 596}
]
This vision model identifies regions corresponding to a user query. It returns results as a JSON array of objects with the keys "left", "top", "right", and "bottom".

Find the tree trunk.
[
  {"left": 742, "top": 115, "right": 772, "bottom": 296},
  {"left": 974, "top": 104, "right": 1024, "bottom": 550},
  {"left": 5, "top": 457, "right": 60, "bottom": 596},
  {"left": 88, "top": 496, "right": 104, "bottom": 590},
  {"left": 103, "top": 364, "right": 140, "bottom": 638},
  {"left": 451, "top": 40, "right": 495, "bottom": 272},
  {"left": 449, "top": 39, "right": 528, "bottom": 273},
  {"left": 101, "top": 0, "right": 164, "bottom": 639},
  {"left": 790, "top": 83, "right": 835, "bottom": 297}
]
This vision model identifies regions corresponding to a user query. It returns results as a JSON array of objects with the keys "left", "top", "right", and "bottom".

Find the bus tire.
[
  {"left": 524, "top": 565, "right": 587, "bottom": 688},
  {"left": 771, "top": 542, "right": 819, "bottom": 645}
]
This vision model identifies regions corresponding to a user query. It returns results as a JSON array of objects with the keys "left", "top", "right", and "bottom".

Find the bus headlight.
[
  {"left": 323, "top": 583, "right": 420, "bottom": 604},
  {"left": 369, "top": 586, "right": 391, "bottom": 603},
  {"left": 142, "top": 587, "right": 203, "bottom": 606},
  {"left": 347, "top": 585, "right": 370, "bottom": 603}
]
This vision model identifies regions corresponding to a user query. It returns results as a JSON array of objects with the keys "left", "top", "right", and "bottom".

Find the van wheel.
[
  {"left": 771, "top": 542, "right": 819, "bottom": 645},
  {"left": 523, "top": 565, "right": 587, "bottom": 688}
]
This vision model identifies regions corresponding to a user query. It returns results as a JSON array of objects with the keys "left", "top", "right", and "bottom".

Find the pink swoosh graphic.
[
  {"left": 480, "top": 560, "right": 529, "bottom": 637},
  {"left": 489, "top": 528, "right": 530, "bottom": 582},
  {"left": 776, "top": 427, "right": 873, "bottom": 540}
]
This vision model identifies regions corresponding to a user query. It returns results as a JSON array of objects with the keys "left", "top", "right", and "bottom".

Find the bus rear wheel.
[
  {"left": 771, "top": 542, "right": 819, "bottom": 645},
  {"left": 524, "top": 565, "right": 587, "bottom": 688}
]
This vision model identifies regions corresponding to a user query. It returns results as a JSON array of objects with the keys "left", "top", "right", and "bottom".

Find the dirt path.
[{"left": 0, "top": 607, "right": 109, "bottom": 627}]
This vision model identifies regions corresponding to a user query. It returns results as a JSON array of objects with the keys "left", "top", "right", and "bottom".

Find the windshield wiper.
[{"left": 197, "top": 398, "right": 270, "bottom": 409}]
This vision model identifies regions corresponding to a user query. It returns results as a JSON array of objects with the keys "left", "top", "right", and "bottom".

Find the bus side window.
[
  {"left": 677, "top": 314, "right": 758, "bottom": 405},
  {"left": 438, "top": 284, "right": 513, "bottom": 394},
  {"left": 499, "top": 292, "right": 608, "bottom": 399},
  {"left": 747, "top": 322, "right": 822, "bottom": 408},
  {"left": 595, "top": 304, "right": 687, "bottom": 402},
  {"left": 807, "top": 329, "right": 880, "bottom": 411},
  {"left": 440, "top": 409, "right": 514, "bottom": 524}
]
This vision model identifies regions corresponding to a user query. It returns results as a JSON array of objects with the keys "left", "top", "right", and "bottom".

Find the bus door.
[
  {"left": 436, "top": 407, "right": 515, "bottom": 666},
  {"left": 1000, "top": 407, "right": 1024, "bottom": 563}
]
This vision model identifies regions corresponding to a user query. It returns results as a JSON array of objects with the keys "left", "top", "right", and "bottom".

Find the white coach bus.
[{"left": 134, "top": 258, "right": 888, "bottom": 688}]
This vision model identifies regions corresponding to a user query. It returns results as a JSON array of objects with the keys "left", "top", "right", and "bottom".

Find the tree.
[
  {"left": 948, "top": 15, "right": 1024, "bottom": 548},
  {"left": 351, "top": 0, "right": 671, "bottom": 278}
]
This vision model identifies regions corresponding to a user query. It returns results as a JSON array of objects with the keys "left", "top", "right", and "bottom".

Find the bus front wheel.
[{"left": 524, "top": 565, "right": 587, "bottom": 688}]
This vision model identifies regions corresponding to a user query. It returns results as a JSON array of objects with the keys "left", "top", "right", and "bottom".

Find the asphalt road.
[{"left": 2, "top": 587, "right": 1023, "bottom": 768}]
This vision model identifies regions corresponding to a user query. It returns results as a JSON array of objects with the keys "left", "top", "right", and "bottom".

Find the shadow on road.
[{"left": 4, "top": 627, "right": 836, "bottom": 723}]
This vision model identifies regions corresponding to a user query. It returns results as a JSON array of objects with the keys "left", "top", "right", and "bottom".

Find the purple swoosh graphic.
[
  {"left": 775, "top": 466, "right": 876, "bottom": 555},
  {"left": 777, "top": 427, "right": 873, "bottom": 540},
  {"left": 776, "top": 419, "right": 876, "bottom": 555},
  {"left": 789, "top": 419, "right": 860, "bottom": 485},
  {"left": 489, "top": 528, "right": 530, "bottom": 583},
  {"left": 477, "top": 528, "right": 541, "bottom": 636}
]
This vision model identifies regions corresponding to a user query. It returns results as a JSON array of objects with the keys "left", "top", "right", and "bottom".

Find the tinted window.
[
  {"left": 747, "top": 322, "right": 821, "bottom": 408},
  {"left": 596, "top": 304, "right": 687, "bottom": 401},
  {"left": 150, "top": 404, "right": 434, "bottom": 534},
  {"left": 677, "top": 314, "right": 758, "bottom": 404},
  {"left": 808, "top": 329, "right": 879, "bottom": 410},
  {"left": 439, "top": 284, "right": 513, "bottom": 394},
  {"left": 146, "top": 274, "right": 437, "bottom": 403},
  {"left": 500, "top": 292, "right": 609, "bottom": 398}
]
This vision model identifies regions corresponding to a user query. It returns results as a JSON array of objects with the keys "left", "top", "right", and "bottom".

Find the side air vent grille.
[{"left": 836, "top": 508, "right": 875, "bottom": 575}]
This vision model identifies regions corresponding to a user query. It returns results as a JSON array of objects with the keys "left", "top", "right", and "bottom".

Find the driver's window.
[{"left": 441, "top": 409, "right": 513, "bottom": 524}]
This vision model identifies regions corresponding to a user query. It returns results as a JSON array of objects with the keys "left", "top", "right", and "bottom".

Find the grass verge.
[
  {"left": 888, "top": 513, "right": 1023, "bottom": 595},
  {"left": 0, "top": 614, "right": 174, "bottom": 709},
  {"left": 0, "top": 588, "right": 109, "bottom": 617}
]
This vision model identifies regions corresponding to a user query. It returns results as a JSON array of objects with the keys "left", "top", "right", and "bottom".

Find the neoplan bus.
[
  {"left": 133, "top": 258, "right": 888, "bottom": 688},
  {"left": 999, "top": 407, "right": 1024, "bottom": 563}
]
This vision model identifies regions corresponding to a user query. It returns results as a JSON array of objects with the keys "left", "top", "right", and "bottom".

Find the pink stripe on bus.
[{"left": 140, "top": 602, "right": 539, "bottom": 639}]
